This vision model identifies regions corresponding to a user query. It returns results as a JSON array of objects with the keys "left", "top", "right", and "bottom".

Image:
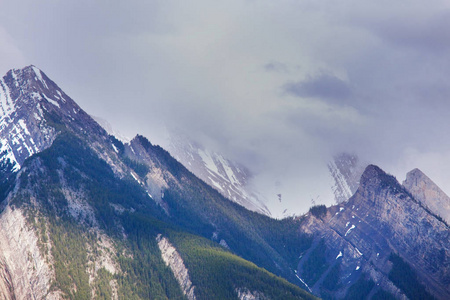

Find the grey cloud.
[
  {"left": 264, "top": 61, "right": 289, "bottom": 73},
  {"left": 367, "top": 11, "right": 450, "bottom": 54},
  {"left": 283, "top": 74, "right": 352, "bottom": 101},
  {"left": 3, "top": 0, "right": 450, "bottom": 216}
]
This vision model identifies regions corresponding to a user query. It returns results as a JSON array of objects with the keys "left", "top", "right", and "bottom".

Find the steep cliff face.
[
  {"left": 157, "top": 234, "right": 196, "bottom": 300},
  {"left": 299, "top": 165, "right": 450, "bottom": 299},
  {"left": 0, "top": 205, "right": 57, "bottom": 300},
  {"left": 403, "top": 168, "right": 450, "bottom": 224}
]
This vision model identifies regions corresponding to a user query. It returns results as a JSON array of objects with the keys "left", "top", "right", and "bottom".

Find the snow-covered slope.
[
  {"left": 167, "top": 135, "right": 271, "bottom": 216},
  {"left": 0, "top": 65, "right": 114, "bottom": 182},
  {"left": 327, "top": 153, "right": 366, "bottom": 204},
  {"left": 0, "top": 66, "right": 59, "bottom": 172}
]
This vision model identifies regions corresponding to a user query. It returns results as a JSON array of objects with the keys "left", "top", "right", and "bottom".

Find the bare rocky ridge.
[
  {"left": 403, "top": 168, "right": 450, "bottom": 224},
  {"left": 0, "top": 65, "right": 119, "bottom": 176},
  {"left": 299, "top": 165, "right": 450, "bottom": 299},
  {"left": 156, "top": 234, "right": 196, "bottom": 300}
]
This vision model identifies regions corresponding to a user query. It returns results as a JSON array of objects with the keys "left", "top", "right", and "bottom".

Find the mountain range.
[{"left": 0, "top": 66, "right": 448, "bottom": 300}]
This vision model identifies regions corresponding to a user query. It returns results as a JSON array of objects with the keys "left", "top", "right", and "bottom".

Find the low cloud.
[
  {"left": 2, "top": 0, "right": 450, "bottom": 216},
  {"left": 264, "top": 61, "right": 289, "bottom": 73},
  {"left": 283, "top": 73, "right": 352, "bottom": 101}
]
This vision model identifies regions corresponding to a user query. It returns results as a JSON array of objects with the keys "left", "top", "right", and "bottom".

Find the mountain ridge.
[
  {"left": 0, "top": 65, "right": 448, "bottom": 299},
  {"left": 298, "top": 164, "right": 449, "bottom": 299},
  {"left": 0, "top": 65, "right": 317, "bottom": 299}
]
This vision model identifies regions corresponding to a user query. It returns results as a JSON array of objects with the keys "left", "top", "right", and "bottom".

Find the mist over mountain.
[
  {"left": 4, "top": 1, "right": 450, "bottom": 219},
  {"left": 0, "top": 66, "right": 448, "bottom": 300}
]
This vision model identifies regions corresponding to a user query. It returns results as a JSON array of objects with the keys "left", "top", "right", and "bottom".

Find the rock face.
[
  {"left": 236, "top": 288, "right": 267, "bottom": 300},
  {"left": 299, "top": 165, "right": 450, "bottom": 299},
  {"left": 156, "top": 234, "right": 196, "bottom": 300},
  {"left": 0, "top": 66, "right": 106, "bottom": 172},
  {"left": 0, "top": 205, "right": 57, "bottom": 299},
  {"left": 403, "top": 168, "right": 450, "bottom": 224}
]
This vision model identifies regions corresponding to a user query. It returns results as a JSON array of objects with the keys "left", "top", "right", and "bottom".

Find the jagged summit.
[
  {"left": 300, "top": 164, "right": 450, "bottom": 299},
  {"left": 357, "top": 164, "right": 404, "bottom": 195},
  {"left": 0, "top": 65, "right": 106, "bottom": 172}
]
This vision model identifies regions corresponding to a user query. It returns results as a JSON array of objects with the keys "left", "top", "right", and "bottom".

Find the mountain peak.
[
  {"left": 403, "top": 168, "right": 450, "bottom": 223},
  {"left": 360, "top": 164, "right": 388, "bottom": 185},
  {"left": 357, "top": 164, "right": 404, "bottom": 196},
  {"left": 0, "top": 65, "right": 105, "bottom": 171}
]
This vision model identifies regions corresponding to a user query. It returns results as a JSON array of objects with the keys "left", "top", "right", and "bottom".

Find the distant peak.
[
  {"left": 404, "top": 168, "right": 434, "bottom": 189},
  {"left": 405, "top": 168, "right": 426, "bottom": 178}
]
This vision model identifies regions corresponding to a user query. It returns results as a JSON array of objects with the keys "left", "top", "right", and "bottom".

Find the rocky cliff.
[
  {"left": 157, "top": 234, "right": 196, "bottom": 300},
  {"left": 299, "top": 165, "right": 450, "bottom": 299},
  {"left": 403, "top": 168, "right": 450, "bottom": 224}
]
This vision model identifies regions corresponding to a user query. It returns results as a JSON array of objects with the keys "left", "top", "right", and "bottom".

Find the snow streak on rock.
[
  {"left": 328, "top": 153, "right": 366, "bottom": 203},
  {"left": 168, "top": 135, "right": 271, "bottom": 216}
]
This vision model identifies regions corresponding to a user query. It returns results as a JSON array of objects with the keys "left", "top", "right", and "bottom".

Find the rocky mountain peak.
[
  {"left": 4, "top": 65, "right": 57, "bottom": 99},
  {"left": 0, "top": 65, "right": 106, "bottom": 173},
  {"left": 403, "top": 168, "right": 450, "bottom": 224},
  {"left": 359, "top": 165, "right": 398, "bottom": 190},
  {"left": 350, "top": 164, "right": 407, "bottom": 208}
]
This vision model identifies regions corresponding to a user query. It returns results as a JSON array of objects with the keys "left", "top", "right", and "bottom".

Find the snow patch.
[
  {"left": 345, "top": 225, "right": 356, "bottom": 236},
  {"left": 0, "top": 78, "right": 15, "bottom": 118},
  {"left": 198, "top": 148, "right": 220, "bottom": 175},
  {"left": 295, "top": 274, "right": 312, "bottom": 293},
  {"left": 32, "top": 66, "right": 48, "bottom": 89},
  {"left": 41, "top": 93, "right": 60, "bottom": 108},
  {"left": 208, "top": 176, "right": 223, "bottom": 191}
]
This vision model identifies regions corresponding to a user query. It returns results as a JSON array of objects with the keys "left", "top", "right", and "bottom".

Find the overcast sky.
[{"left": 1, "top": 0, "right": 450, "bottom": 216}]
